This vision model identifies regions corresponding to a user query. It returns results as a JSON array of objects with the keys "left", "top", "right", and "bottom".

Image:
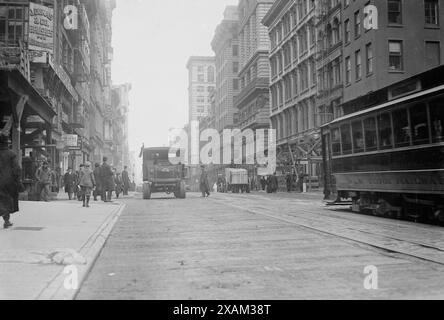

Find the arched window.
[
  {"left": 326, "top": 23, "right": 332, "bottom": 48},
  {"left": 332, "top": 18, "right": 340, "bottom": 45}
]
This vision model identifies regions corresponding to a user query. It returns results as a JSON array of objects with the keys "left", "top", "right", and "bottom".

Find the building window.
[
  {"left": 233, "top": 62, "right": 239, "bottom": 73},
  {"left": 198, "top": 74, "right": 204, "bottom": 82},
  {"left": 197, "top": 107, "right": 205, "bottom": 113},
  {"left": 366, "top": 43, "right": 373, "bottom": 74},
  {"left": 232, "top": 45, "right": 239, "bottom": 57},
  {"left": 388, "top": 0, "right": 402, "bottom": 24},
  {"left": 425, "top": 41, "right": 441, "bottom": 68},
  {"left": 333, "top": 59, "right": 341, "bottom": 85},
  {"left": 0, "top": 4, "right": 28, "bottom": 46},
  {"left": 292, "top": 71, "right": 298, "bottom": 96},
  {"left": 345, "top": 56, "right": 351, "bottom": 84},
  {"left": 389, "top": 40, "right": 403, "bottom": 70},
  {"left": 344, "top": 19, "right": 350, "bottom": 43},
  {"left": 198, "top": 66, "right": 204, "bottom": 73},
  {"left": 311, "top": 59, "right": 317, "bottom": 86},
  {"left": 425, "top": 0, "right": 439, "bottom": 25},
  {"left": 355, "top": 50, "right": 362, "bottom": 80},
  {"left": 197, "top": 86, "right": 204, "bottom": 92},
  {"left": 233, "top": 79, "right": 239, "bottom": 91},
  {"left": 207, "top": 66, "right": 215, "bottom": 82},
  {"left": 354, "top": 10, "right": 361, "bottom": 38},
  {"left": 197, "top": 96, "right": 205, "bottom": 103}
]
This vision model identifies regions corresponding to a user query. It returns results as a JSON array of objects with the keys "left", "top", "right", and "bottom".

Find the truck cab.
[{"left": 142, "top": 147, "right": 187, "bottom": 199}]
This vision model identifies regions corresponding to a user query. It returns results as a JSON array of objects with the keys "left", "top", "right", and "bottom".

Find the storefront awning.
[{"left": 1, "top": 67, "right": 56, "bottom": 124}]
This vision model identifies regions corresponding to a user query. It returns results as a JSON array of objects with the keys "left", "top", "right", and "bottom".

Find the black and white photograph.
[{"left": 0, "top": 0, "right": 444, "bottom": 306}]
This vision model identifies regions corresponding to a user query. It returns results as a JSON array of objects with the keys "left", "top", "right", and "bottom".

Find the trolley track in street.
[{"left": 210, "top": 194, "right": 444, "bottom": 266}]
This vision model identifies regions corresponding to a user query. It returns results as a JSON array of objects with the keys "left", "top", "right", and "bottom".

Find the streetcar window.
[
  {"left": 352, "top": 120, "right": 364, "bottom": 153},
  {"left": 378, "top": 113, "right": 393, "bottom": 150},
  {"left": 393, "top": 108, "right": 411, "bottom": 148},
  {"left": 331, "top": 128, "right": 341, "bottom": 156},
  {"left": 340, "top": 124, "right": 352, "bottom": 154},
  {"left": 430, "top": 98, "right": 444, "bottom": 143},
  {"left": 410, "top": 103, "right": 430, "bottom": 145},
  {"left": 364, "top": 117, "right": 377, "bottom": 151}
]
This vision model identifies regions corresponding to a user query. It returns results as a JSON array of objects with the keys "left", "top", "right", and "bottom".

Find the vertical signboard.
[{"left": 28, "top": 3, "right": 54, "bottom": 55}]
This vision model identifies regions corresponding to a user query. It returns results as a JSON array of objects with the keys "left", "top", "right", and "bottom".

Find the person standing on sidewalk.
[
  {"left": 100, "top": 157, "right": 115, "bottom": 202},
  {"left": 114, "top": 171, "right": 123, "bottom": 199},
  {"left": 286, "top": 172, "right": 293, "bottom": 192},
  {"left": 0, "top": 135, "right": 23, "bottom": 229},
  {"left": 79, "top": 162, "right": 96, "bottom": 208},
  {"left": 93, "top": 163, "right": 102, "bottom": 201},
  {"left": 64, "top": 168, "right": 76, "bottom": 200},
  {"left": 35, "top": 162, "right": 51, "bottom": 202},
  {"left": 76, "top": 164, "right": 85, "bottom": 201},
  {"left": 199, "top": 166, "right": 210, "bottom": 198},
  {"left": 122, "top": 166, "right": 131, "bottom": 196}
]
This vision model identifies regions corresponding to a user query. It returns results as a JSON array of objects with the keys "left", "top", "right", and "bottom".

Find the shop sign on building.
[
  {"left": 29, "top": 3, "right": 54, "bottom": 55},
  {"left": 64, "top": 134, "right": 78, "bottom": 148}
]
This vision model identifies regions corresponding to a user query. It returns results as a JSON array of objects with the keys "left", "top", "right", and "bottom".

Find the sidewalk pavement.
[{"left": 0, "top": 196, "right": 126, "bottom": 300}]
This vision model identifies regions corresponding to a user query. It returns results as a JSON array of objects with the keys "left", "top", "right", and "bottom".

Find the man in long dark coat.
[
  {"left": 0, "top": 135, "right": 22, "bottom": 229},
  {"left": 100, "top": 157, "right": 115, "bottom": 202},
  {"left": 199, "top": 166, "right": 211, "bottom": 198},
  {"left": 122, "top": 166, "right": 131, "bottom": 196},
  {"left": 64, "top": 168, "right": 75, "bottom": 200},
  {"left": 93, "top": 163, "right": 102, "bottom": 201}
]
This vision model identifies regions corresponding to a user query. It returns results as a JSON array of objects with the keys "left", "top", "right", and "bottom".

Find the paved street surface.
[{"left": 77, "top": 191, "right": 444, "bottom": 300}]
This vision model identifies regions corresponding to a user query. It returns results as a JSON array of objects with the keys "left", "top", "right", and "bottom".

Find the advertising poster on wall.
[{"left": 28, "top": 2, "right": 54, "bottom": 55}]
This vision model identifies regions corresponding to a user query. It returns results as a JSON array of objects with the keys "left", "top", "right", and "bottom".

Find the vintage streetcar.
[{"left": 322, "top": 67, "right": 444, "bottom": 224}]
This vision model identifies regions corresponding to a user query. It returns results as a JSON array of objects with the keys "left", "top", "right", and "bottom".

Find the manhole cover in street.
[{"left": 14, "top": 227, "right": 44, "bottom": 231}]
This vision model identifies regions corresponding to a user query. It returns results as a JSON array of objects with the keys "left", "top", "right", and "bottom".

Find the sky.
[{"left": 112, "top": 0, "right": 238, "bottom": 158}]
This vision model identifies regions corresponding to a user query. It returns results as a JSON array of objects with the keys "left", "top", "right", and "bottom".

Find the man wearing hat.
[
  {"left": 100, "top": 157, "right": 115, "bottom": 202},
  {"left": 35, "top": 161, "right": 52, "bottom": 202}
]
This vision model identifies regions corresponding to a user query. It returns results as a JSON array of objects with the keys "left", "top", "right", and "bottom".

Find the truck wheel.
[{"left": 143, "top": 183, "right": 151, "bottom": 199}]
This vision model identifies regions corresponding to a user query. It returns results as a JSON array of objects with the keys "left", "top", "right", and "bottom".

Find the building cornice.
[
  {"left": 186, "top": 56, "right": 215, "bottom": 69},
  {"left": 262, "top": 0, "right": 291, "bottom": 27}
]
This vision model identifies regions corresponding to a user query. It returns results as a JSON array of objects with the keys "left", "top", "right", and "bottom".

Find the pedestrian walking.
[
  {"left": 122, "top": 166, "right": 131, "bottom": 196},
  {"left": 76, "top": 164, "right": 85, "bottom": 201},
  {"left": 267, "top": 173, "right": 278, "bottom": 194},
  {"left": 260, "top": 176, "right": 266, "bottom": 191},
  {"left": 200, "top": 166, "right": 210, "bottom": 198},
  {"left": 286, "top": 172, "right": 293, "bottom": 192},
  {"left": 114, "top": 171, "right": 123, "bottom": 199},
  {"left": 100, "top": 157, "right": 115, "bottom": 202},
  {"left": 93, "top": 163, "right": 102, "bottom": 201},
  {"left": 79, "top": 162, "right": 96, "bottom": 208},
  {"left": 64, "top": 168, "right": 76, "bottom": 200},
  {"left": 0, "top": 135, "right": 23, "bottom": 229},
  {"left": 35, "top": 161, "right": 52, "bottom": 202}
]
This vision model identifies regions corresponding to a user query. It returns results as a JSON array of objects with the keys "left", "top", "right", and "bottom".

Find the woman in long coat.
[{"left": 0, "top": 135, "right": 22, "bottom": 229}]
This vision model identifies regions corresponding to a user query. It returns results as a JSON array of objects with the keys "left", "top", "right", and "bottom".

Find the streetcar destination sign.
[{"left": 334, "top": 171, "right": 444, "bottom": 194}]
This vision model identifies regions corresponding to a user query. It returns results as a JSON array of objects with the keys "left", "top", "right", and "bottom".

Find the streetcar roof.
[{"left": 324, "top": 84, "right": 444, "bottom": 127}]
